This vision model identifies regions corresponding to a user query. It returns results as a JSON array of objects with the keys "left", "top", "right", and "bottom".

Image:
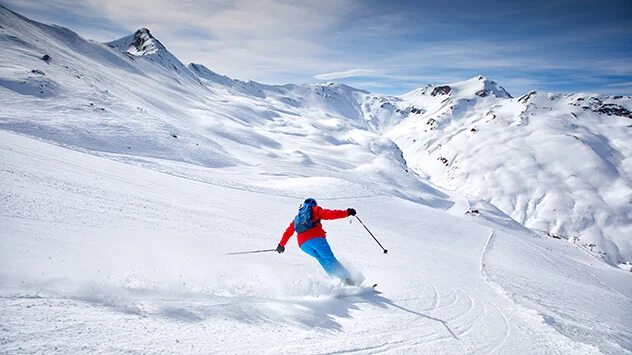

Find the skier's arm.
[
  {"left": 278, "top": 221, "right": 295, "bottom": 247},
  {"left": 315, "top": 206, "right": 350, "bottom": 220}
]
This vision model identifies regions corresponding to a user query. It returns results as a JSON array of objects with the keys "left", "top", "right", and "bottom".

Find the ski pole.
[
  {"left": 225, "top": 248, "right": 276, "bottom": 256},
  {"left": 355, "top": 216, "right": 388, "bottom": 254}
]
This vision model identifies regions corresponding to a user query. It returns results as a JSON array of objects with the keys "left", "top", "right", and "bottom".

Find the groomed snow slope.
[{"left": 2, "top": 131, "right": 631, "bottom": 354}]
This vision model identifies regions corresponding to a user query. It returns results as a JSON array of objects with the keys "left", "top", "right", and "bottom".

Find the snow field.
[{"left": 2, "top": 131, "right": 630, "bottom": 354}]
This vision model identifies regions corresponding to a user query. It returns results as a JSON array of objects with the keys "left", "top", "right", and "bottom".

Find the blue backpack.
[{"left": 294, "top": 200, "right": 320, "bottom": 233}]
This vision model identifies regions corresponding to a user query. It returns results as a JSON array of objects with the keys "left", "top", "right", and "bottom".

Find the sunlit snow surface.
[
  {"left": 2, "top": 130, "right": 631, "bottom": 354},
  {"left": 1, "top": 6, "right": 632, "bottom": 354}
]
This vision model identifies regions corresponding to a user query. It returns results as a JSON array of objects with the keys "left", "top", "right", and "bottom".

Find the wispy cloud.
[
  {"left": 314, "top": 69, "right": 375, "bottom": 80},
  {"left": 607, "top": 82, "right": 632, "bottom": 88},
  {"left": 2, "top": 0, "right": 631, "bottom": 95}
]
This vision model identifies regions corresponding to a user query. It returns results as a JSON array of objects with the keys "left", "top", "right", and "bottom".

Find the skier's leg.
[
  {"left": 300, "top": 239, "right": 321, "bottom": 259},
  {"left": 307, "top": 238, "right": 352, "bottom": 282},
  {"left": 300, "top": 238, "right": 330, "bottom": 270}
]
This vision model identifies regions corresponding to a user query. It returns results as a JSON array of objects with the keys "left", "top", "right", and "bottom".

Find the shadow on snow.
[{"left": 72, "top": 286, "right": 457, "bottom": 337}]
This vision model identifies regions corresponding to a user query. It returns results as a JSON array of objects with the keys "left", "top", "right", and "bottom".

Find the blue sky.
[{"left": 2, "top": 0, "right": 631, "bottom": 96}]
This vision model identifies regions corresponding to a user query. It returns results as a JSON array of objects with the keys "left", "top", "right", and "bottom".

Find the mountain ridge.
[{"left": 1, "top": 7, "right": 631, "bottom": 264}]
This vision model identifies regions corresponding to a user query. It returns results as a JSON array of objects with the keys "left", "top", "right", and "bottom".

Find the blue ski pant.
[{"left": 300, "top": 237, "right": 351, "bottom": 281}]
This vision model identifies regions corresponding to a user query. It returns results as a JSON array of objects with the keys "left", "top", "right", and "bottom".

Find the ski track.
[{"left": 479, "top": 231, "right": 495, "bottom": 279}]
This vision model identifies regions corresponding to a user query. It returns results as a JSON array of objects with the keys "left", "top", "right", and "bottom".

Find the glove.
[
  {"left": 275, "top": 244, "right": 285, "bottom": 254},
  {"left": 347, "top": 208, "right": 356, "bottom": 216}
]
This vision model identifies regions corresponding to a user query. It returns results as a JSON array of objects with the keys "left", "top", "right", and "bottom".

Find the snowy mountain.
[
  {"left": 1, "top": 6, "right": 631, "bottom": 354},
  {"left": 107, "top": 28, "right": 203, "bottom": 86},
  {"left": 383, "top": 78, "right": 632, "bottom": 265},
  {"left": 108, "top": 28, "right": 164, "bottom": 56}
]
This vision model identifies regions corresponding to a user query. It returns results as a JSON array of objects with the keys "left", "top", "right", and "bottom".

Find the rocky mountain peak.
[{"left": 107, "top": 28, "right": 166, "bottom": 56}]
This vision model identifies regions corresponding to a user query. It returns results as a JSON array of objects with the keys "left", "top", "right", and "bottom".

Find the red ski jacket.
[{"left": 279, "top": 206, "right": 350, "bottom": 247}]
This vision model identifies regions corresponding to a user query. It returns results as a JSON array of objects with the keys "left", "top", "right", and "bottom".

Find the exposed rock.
[
  {"left": 597, "top": 104, "right": 632, "bottom": 118},
  {"left": 475, "top": 90, "right": 488, "bottom": 97},
  {"left": 431, "top": 85, "right": 451, "bottom": 97},
  {"left": 518, "top": 90, "right": 537, "bottom": 104}
]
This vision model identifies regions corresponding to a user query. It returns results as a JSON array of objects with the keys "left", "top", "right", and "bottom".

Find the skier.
[{"left": 275, "top": 198, "right": 357, "bottom": 285}]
